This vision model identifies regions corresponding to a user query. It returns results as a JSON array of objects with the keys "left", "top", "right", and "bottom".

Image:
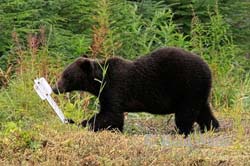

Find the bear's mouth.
[{"left": 52, "top": 86, "right": 65, "bottom": 94}]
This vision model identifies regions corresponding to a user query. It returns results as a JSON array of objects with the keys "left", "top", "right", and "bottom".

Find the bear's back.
[
  {"left": 132, "top": 47, "right": 211, "bottom": 81},
  {"left": 126, "top": 47, "right": 212, "bottom": 105}
]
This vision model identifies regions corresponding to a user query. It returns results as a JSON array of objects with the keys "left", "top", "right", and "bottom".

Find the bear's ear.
[
  {"left": 81, "top": 54, "right": 88, "bottom": 58},
  {"left": 79, "top": 59, "right": 93, "bottom": 73}
]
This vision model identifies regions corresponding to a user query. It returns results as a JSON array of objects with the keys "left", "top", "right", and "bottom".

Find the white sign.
[{"left": 34, "top": 77, "right": 67, "bottom": 123}]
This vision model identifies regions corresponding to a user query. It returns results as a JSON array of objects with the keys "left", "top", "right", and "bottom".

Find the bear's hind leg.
[
  {"left": 196, "top": 102, "right": 219, "bottom": 133},
  {"left": 80, "top": 112, "right": 124, "bottom": 132}
]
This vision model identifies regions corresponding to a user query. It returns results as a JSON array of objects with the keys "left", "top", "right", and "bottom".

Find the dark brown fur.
[{"left": 53, "top": 47, "right": 219, "bottom": 136}]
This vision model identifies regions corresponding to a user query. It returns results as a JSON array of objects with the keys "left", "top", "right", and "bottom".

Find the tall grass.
[{"left": 190, "top": 4, "right": 250, "bottom": 111}]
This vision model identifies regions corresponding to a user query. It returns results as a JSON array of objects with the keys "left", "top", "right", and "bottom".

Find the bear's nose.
[{"left": 52, "top": 86, "right": 59, "bottom": 94}]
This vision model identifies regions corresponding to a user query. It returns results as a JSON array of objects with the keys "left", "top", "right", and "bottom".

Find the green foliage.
[
  {"left": 220, "top": 0, "right": 250, "bottom": 53},
  {"left": 0, "top": 0, "right": 95, "bottom": 64},
  {"left": 132, "top": 0, "right": 250, "bottom": 54},
  {"left": 131, "top": 0, "right": 217, "bottom": 33},
  {"left": 189, "top": 4, "right": 250, "bottom": 108},
  {"left": 91, "top": 0, "right": 189, "bottom": 59}
]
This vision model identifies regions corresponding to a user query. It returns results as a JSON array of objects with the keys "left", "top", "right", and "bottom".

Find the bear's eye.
[{"left": 63, "top": 72, "right": 70, "bottom": 79}]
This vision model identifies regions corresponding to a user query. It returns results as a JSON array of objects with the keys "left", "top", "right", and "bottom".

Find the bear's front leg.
[{"left": 80, "top": 112, "right": 124, "bottom": 132}]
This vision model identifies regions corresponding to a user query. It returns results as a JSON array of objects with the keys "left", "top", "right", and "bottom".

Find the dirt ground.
[{"left": 1, "top": 112, "right": 250, "bottom": 165}]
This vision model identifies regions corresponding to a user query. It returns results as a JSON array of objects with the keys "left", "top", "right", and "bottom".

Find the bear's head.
[{"left": 52, "top": 57, "right": 100, "bottom": 94}]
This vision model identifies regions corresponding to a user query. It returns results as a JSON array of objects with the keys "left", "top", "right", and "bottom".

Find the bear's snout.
[
  {"left": 52, "top": 86, "right": 60, "bottom": 94},
  {"left": 52, "top": 82, "right": 64, "bottom": 94},
  {"left": 52, "top": 78, "right": 66, "bottom": 94}
]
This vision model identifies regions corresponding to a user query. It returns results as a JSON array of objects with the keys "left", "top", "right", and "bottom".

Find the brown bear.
[{"left": 53, "top": 47, "right": 219, "bottom": 136}]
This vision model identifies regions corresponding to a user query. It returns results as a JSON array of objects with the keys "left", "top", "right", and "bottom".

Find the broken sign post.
[{"left": 34, "top": 77, "right": 68, "bottom": 123}]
